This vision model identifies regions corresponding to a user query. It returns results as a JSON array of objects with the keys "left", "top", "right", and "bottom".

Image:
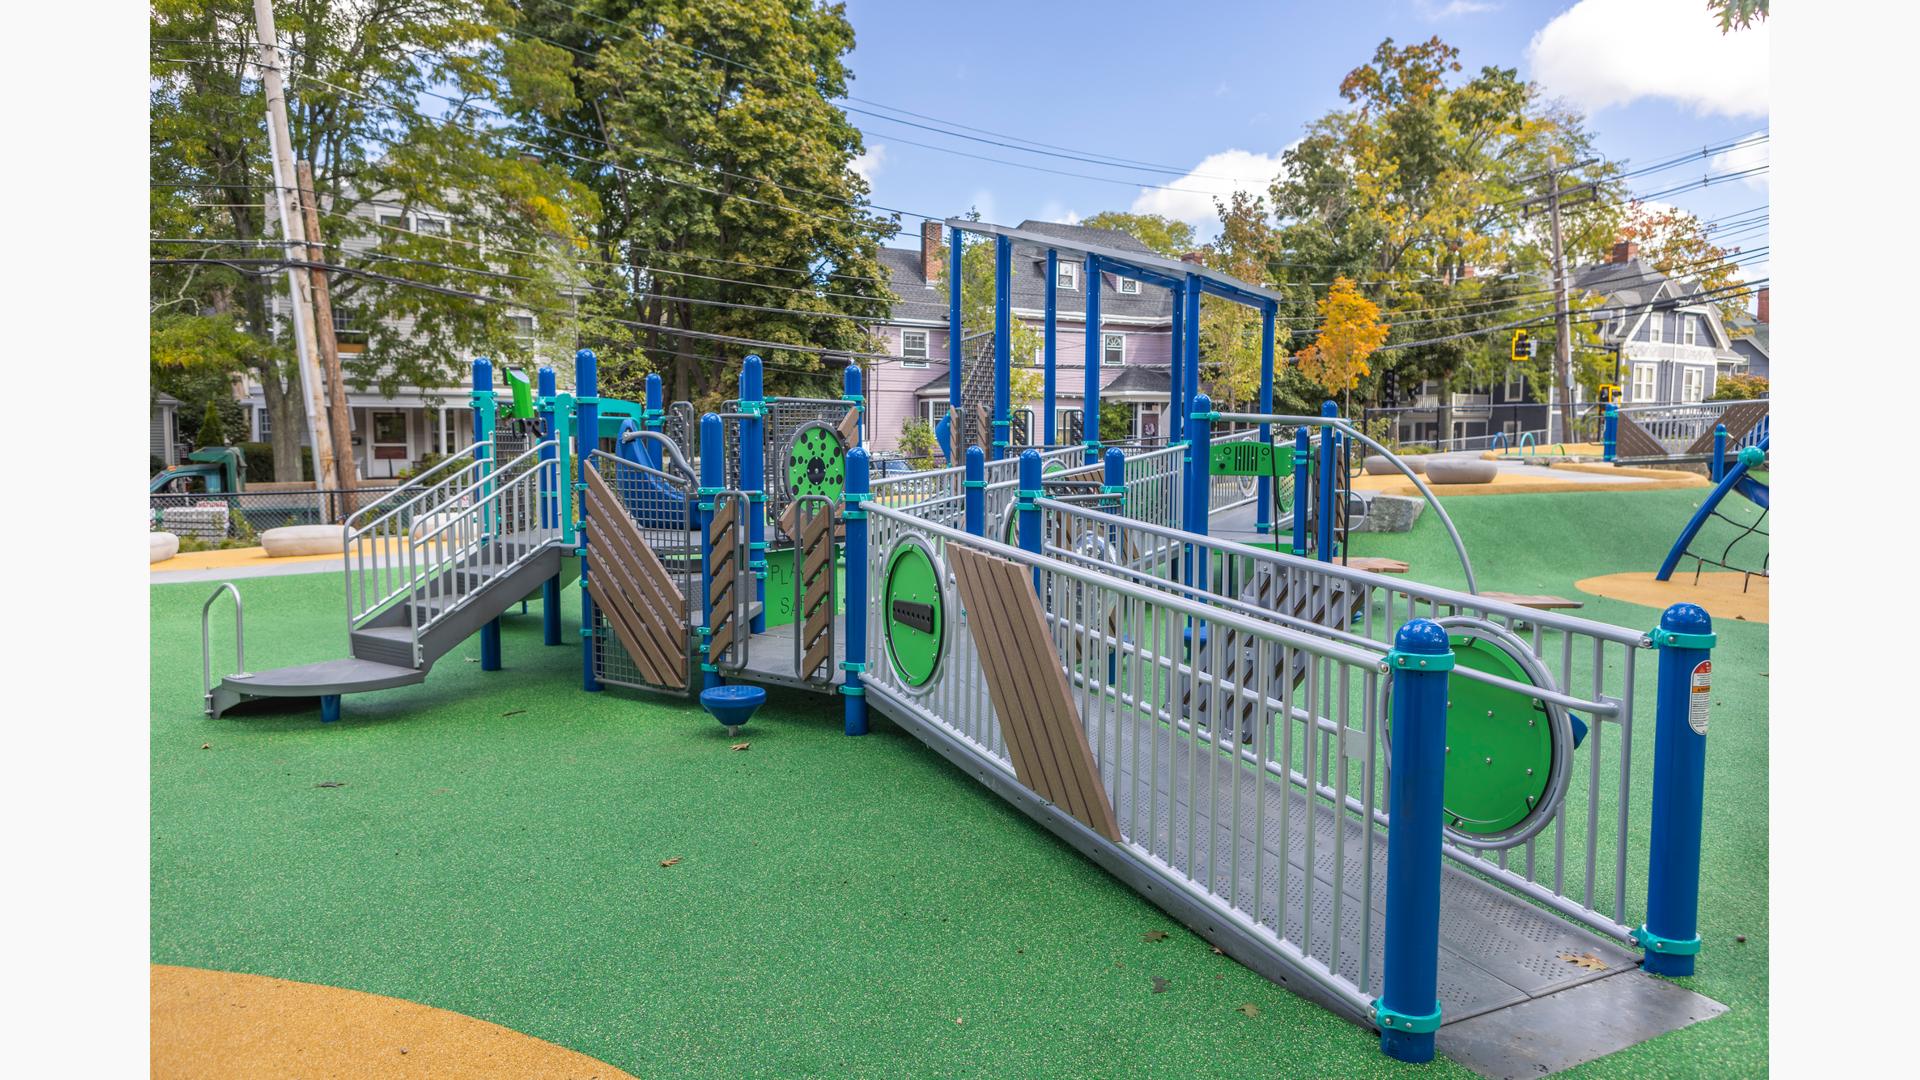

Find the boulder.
[
  {"left": 1365, "top": 454, "right": 1428, "bottom": 475},
  {"left": 1353, "top": 494, "right": 1425, "bottom": 533},
  {"left": 1424, "top": 457, "right": 1499, "bottom": 485},
  {"left": 150, "top": 532, "right": 180, "bottom": 563},
  {"left": 261, "top": 524, "right": 345, "bottom": 557},
  {"left": 1406, "top": 456, "right": 1427, "bottom": 474}
]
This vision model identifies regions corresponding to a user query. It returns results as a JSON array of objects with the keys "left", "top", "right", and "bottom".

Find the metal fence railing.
[
  {"left": 150, "top": 486, "right": 403, "bottom": 540},
  {"left": 1028, "top": 495, "right": 1654, "bottom": 945},
  {"left": 1614, "top": 400, "right": 1766, "bottom": 458}
]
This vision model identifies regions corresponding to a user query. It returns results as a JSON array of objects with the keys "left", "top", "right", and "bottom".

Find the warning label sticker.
[{"left": 1688, "top": 660, "right": 1711, "bottom": 735}]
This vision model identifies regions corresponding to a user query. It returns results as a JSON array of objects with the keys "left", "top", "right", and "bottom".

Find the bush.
[
  {"left": 239, "top": 442, "right": 275, "bottom": 483},
  {"left": 897, "top": 419, "right": 937, "bottom": 471},
  {"left": 396, "top": 450, "right": 447, "bottom": 482}
]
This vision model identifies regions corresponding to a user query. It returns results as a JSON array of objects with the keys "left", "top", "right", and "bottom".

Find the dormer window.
[
  {"left": 1647, "top": 314, "right": 1663, "bottom": 344},
  {"left": 1682, "top": 316, "right": 1697, "bottom": 346},
  {"left": 1116, "top": 277, "right": 1140, "bottom": 295},
  {"left": 1057, "top": 262, "right": 1079, "bottom": 291}
]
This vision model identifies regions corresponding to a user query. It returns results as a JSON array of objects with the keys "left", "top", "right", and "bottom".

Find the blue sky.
[{"left": 840, "top": 0, "right": 1768, "bottom": 287}]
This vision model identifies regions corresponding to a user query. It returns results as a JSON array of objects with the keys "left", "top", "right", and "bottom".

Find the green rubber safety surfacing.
[
  {"left": 786, "top": 424, "right": 846, "bottom": 503},
  {"left": 1442, "top": 634, "right": 1554, "bottom": 836},
  {"left": 883, "top": 541, "right": 944, "bottom": 688}
]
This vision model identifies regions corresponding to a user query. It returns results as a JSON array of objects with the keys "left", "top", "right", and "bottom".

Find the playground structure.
[
  {"left": 1603, "top": 398, "right": 1769, "bottom": 466},
  {"left": 1658, "top": 432, "right": 1770, "bottom": 589},
  {"left": 194, "top": 221, "right": 1728, "bottom": 1071}
]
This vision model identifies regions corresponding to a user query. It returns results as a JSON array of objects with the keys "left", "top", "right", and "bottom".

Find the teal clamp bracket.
[
  {"left": 1191, "top": 409, "right": 1223, "bottom": 422},
  {"left": 839, "top": 660, "right": 867, "bottom": 673},
  {"left": 748, "top": 491, "right": 766, "bottom": 502},
  {"left": 962, "top": 480, "right": 987, "bottom": 489},
  {"left": 700, "top": 663, "right": 720, "bottom": 674},
  {"left": 992, "top": 440, "right": 1011, "bottom": 450},
  {"left": 1083, "top": 440, "right": 1103, "bottom": 452},
  {"left": 1015, "top": 488, "right": 1044, "bottom": 501},
  {"left": 838, "top": 684, "right": 865, "bottom": 697},
  {"left": 1631, "top": 925, "right": 1702, "bottom": 957},
  {"left": 574, "top": 395, "right": 599, "bottom": 404},
  {"left": 1371, "top": 1000, "right": 1442, "bottom": 1035},
  {"left": 579, "top": 626, "right": 595, "bottom": 639},
  {"left": 1385, "top": 648, "right": 1456, "bottom": 672},
  {"left": 1648, "top": 626, "right": 1717, "bottom": 650},
  {"left": 573, "top": 547, "right": 587, "bottom": 557},
  {"left": 737, "top": 401, "right": 765, "bottom": 416},
  {"left": 1101, "top": 484, "right": 1125, "bottom": 495},
  {"left": 841, "top": 393, "right": 865, "bottom": 404}
]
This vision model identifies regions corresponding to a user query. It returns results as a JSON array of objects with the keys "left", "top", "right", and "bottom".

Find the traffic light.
[
  {"left": 1510, "top": 330, "right": 1534, "bottom": 362},
  {"left": 1598, "top": 384, "right": 1623, "bottom": 404}
]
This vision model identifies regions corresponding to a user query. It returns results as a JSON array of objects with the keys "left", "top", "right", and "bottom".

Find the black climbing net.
[{"left": 1678, "top": 453, "right": 1770, "bottom": 592}]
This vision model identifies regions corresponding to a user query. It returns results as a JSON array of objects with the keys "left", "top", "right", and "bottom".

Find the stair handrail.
[
  {"left": 344, "top": 442, "right": 492, "bottom": 541},
  {"left": 346, "top": 450, "right": 500, "bottom": 630},
  {"left": 201, "top": 582, "right": 248, "bottom": 716},
  {"left": 342, "top": 440, "right": 489, "bottom": 533}
]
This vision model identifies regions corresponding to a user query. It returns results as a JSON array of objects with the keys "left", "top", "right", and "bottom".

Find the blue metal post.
[
  {"left": 537, "top": 365, "right": 562, "bottom": 646},
  {"left": 1603, "top": 403, "right": 1619, "bottom": 462},
  {"left": 843, "top": 362, "right": 865, "bottom": 446},
  {"left": 1636, "top": 603, "right": 1715, "bottom": 977},
  {"left": 1103, "top": 446, "right": 1125, "bottom": 512},
  {"left": 1292, "top": 428, "right": 1310, "bottom": 556},
  {"left": 1083, "top": 253, "right": 1102, "bottom": 464},
  {"left": 842, "top": 447, "right": 871, "bottom": 735},
  {"left": 740, "top": 356, "right": 767, "bottom": 633},
  {"left": 1044, "top": 249, "right": 1058, "bottom": 446},
  {"left": 643, "top": 372, "right": 664, "bottom": 470},
  {"left": 1257, "top": 304, "right": 1276, "bottom": 534},
  {"left": 1016, "top": 449, "right": 1043, "bottom": 594},
  {"left": 963, "top": 446, "right": 986, "bottom": 536},
  {"left": 698, "top": 413, "right": 725, "bottom": 692},
  {"left": 948, "top": 225, "right": 964, "bottom": 425},
  {"left": 993, "top": 234, "right": 1012, "bottom": 459},
  {"left": 1377, "top": 618, "right": 1453, "bottom": 1063},
  {"left": 1711, "top": 423, "right": 1728, "bottom": 482},
  {"left": 320, "top": 695, "right": 341, "bottom": 723},
  {"left": 1183, "top": 274, "right": 1203, "bottom": 446},
  {"left": 1317, "top": 400, "right": 1338, "bottom": 562},
  {"left": 576, "top": 348, "right": 601, "bottom": 691},
  {"left": 1169, "top": 282, "right": 1185, "bottom": 444},
  {"left": 472, "top": 358, "right": 503, "bottom": 672}
]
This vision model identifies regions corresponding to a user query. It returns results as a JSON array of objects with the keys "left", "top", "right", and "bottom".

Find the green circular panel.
[
  {"left": 883, "top": 542, "right": 945, "bottom": 688},
  {"left": 1441, "top": 635, "right": 1554, "bottom": 836},
  {"left": 786, "top": 425, "right": 846, "bottom": 502}
]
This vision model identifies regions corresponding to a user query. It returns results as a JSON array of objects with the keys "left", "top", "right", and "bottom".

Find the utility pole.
[
  {"left": 251, "top": 0, "right": 335, "bottom": 490},
  {"left": 1518, "top": 158, "right": 1597, "bottom": 444},
  {"left": 297, "top": 160, "right": 357, "bottom": 497}
]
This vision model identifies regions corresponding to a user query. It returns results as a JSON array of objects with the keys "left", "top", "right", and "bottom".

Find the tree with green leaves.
[
  {"left": 509, "top": 0, "right": 893, "bottom": 402},
  {"left": 153, "top": 0, "right": 598, "bottom": 479},
  {"left": 1080, "top": 212, "right": 1198, "bottom": 258},
  {"left": 1617, "top": 204, "right": 1750, "bottom": 322},
  {"left": 1198, "top": 192, "right": 1286, "bottom": 412},
  {"left": 1261, "top": 36, "right": 1622, "bottom": 437},
  {"left": 1709, "top": 0, "right": 1768, "bottom": 32}
]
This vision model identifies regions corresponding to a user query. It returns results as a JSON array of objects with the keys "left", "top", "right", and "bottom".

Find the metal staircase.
[{"left": 203, "top": 440, "right": 568, "bottom": 719}]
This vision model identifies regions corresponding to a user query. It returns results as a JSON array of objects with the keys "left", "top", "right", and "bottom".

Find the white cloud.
[
  {"left": 851, "top": 144, "right": 885, "bottom": 183},
  {"left": 1129, "top": 148, "right": 1289, "bottom": 235},
  {"left": 1526, "top": 0, "right": 1769, "bottom": 118},
  {"left": 1708, "top": 132, "right": 1770, "bottom": 189},
  {"left": 1417, "top": 0, "right": 1499, "bottom": 18},
  {"left": 968, "top": 189, "right": 999, "bottom": 225},
  {"left": 1039, "top": 201, "right": 1082, "bottom": 226}
]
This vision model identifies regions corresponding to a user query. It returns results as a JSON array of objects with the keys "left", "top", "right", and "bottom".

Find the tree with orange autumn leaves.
[{"left": 1293, "top": 276, "right": 1389, "bottom": 412}]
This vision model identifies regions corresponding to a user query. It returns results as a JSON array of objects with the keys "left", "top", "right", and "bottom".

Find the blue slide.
[
  {"left": 1655, "top": 436, "right": 1769, "bottom": 581},
  {"left": 604, "top": 418, "right": 697, "bottom": 529}
]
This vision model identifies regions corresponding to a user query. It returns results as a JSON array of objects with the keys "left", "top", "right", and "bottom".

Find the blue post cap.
[
  {"left": 1193, "top": 392, "right": 1213, "bottom": 412},
  {"left": 847, "top": 445, "right": 870, "bottom": 487},
  {"left": 574, "top": 347, "right": 596, "bottom": 364},
  {"left": 1104, "top": 447, "right": 1125, "bottom": 468},
  {"left": 1019, "top": 447, "right": 1043, "bottom": 486},
  {"left": 965, "top": 445, "right": 985, "bottom": 476},
  {"left": 740, "top": 353, "right": 763, "bottom": 398},
  {"left": 1737, "top": 445, "right": 1765, "bottom": 467},
  {"left": 1387, "top": 618, "right": 1455, "bottom": 671},
  {"left": 1321, "top": 399, "right": 1339, "bottom": 417},
  {"left": 1651, "top": 602, "right": 1716, "bottom": 649},
  {"left": 471, "top": 357, "right": 493, "bottom": 388},
  {"left": 843, "top": 362, "right": 863, "bottom": 395}
]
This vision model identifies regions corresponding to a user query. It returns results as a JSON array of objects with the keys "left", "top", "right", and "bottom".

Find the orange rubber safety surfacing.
[
  {"left": 151, "top": 965, "right": 638, "bottom": 1079},
  {"left": 1575, "top": 571, "right": 1770, "bottom": 624}
]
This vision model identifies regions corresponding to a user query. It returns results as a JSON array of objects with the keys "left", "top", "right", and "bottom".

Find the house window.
[
  {"left": 378, "top": 212, "right": 408, "bottom": 231},
  {"left": 900, "top": 328, "right": 930, "bottom": 368},
  {"left": 1646, "top": 314, "right": 1663, "bottom": 344},
  {"left": 416, "top": 216, "right": 447, "bottom": 236},
  {"left": 1057, "top": 262, "right": 1079, "bottom": 291},
  {"left": 1631, "top": 364, "right": 1657, "bottom": 402},
  {"left": 255, "top": 406, "right": 270, "bottom": 438},
  {"left": 1058, "top": 407, "right": 1084, "bottom": 443},
  {"left": 922, "top": 399, "right": 945, "bottom": 428},
  {"left": 1681, "top": 366, "right": 1705, "bottom": 403},
  {"left": 1103, "top": 333, "right": 1125, "bottom": 366},
  {"left": 1682, "top": 316, "right": 1697, "bottom": 346},
  {"left": 1117, "top": 277, "right": 1141, "bottom": 295}
]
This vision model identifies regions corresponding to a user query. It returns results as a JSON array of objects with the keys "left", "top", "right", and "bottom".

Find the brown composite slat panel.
[
  {"left": 1614, "top": 414, "right": 1668, "bottom": 460},
  {"left": 586, "top": 525, "right": 683, "bottom": 682},
  {"left": 1682, "top": 401, "right": 1769, "bottom": 455},
  {"left": 586, "top": 575, "right": 674, "bottom": 687},
  {"left": 583, "top": 481, "right": 685, "bottom": 645},
  {"left": 949, "top": 546, "right": 1121, "bottom": 842},
  {"left": 837, "top": 406, "right": 860, "bottom": 448}
]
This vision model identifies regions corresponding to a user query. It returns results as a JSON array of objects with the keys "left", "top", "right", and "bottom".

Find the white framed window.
[
  {"left": 1681, "top": 315, "right": 1697, "bottom": 346},
  {"left": 899, "top": 328, "right": 930, "bottom": 367},
  {"left": 1103, "top": 332, "right": 1125, "bottom": 366},
  {"left": 922, "top": 399, "right": 945, "bottom": 427},
  {"left": 1117, "top": 277, "right": 1141, "bottom": 295},
  {"left": 1681, "top": 366, "right": 1705, "bottom": 403},
  {"left": 1646, "top": 313, "right": 1663, "bottom": 344},
  {"left": 1057, "top": 262, "right": 1079, "bottom": 291},
  {"left": 416, "top": 216, "right": 447, "bottom": 236},
  {"left": 508, "top": 314, "right": 536, "bottom": 348},
  {"left": 378, "top": 212, "right": 409, "bottom": 231},
  {"left": 255, "top": 406, "right": 271, "bottom": 438},
  {"left": 1631, "top": 364, "right": 1657, "bottom": 402}
]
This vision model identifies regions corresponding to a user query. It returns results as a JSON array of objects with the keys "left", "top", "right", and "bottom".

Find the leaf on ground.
[
  {"left": 1210, "top": 946, "right": 1224, "bottom": 955},
  {"left": 501, "top": 709, "right": 526, "bottom": 717},
  {"left": 954, "top": 1017, "right": 963, "bottom": 1025},
  {"left": 731, "top": 742, "right": 750, "bottom": 751},
  {"left": 465, "top": 657, "right": 480, "bottom": 663},
  {"left": 1559, "top": 952, "right": 1608, "bottom": 971},
  {"left": 659, "top": 856, "right": 682, "bottom": 868},
  {"left": 1150, "top": 976, "right": 1170, "bottom": 994},
  {"left": 200, "top": 743, "right": 212, "bottom": 750},
  {"left": 1142, "top": 930, "right": 1169, "bottom": 943},
  {"left": 315, "top": 781, "right": 346, "bottom": 789},
  {"left": 1238, "top": 1003, "right": 1259, "bottom": 1018}
]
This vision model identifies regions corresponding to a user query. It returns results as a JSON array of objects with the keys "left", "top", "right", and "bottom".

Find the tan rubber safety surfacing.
[
  {"left": 151, "top": 965, "right": 638, "bottom": 1079},
  {"left": 1575, "top": 571, "right": 1770, "bottom": 624}
]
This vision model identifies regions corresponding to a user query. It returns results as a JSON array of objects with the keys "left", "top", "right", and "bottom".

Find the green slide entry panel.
[
  {"left": 1442, "top": 634, "right": 1553, "bottom": 836},
  {"left": 1210, "top": 441, "right": 1294, "bottom": 478},
  {"left": 883, "top": 542, "right": 944, "bottom": 688},
  {"left": 787, "top": 425, "right": 847, "bottom": 502}
]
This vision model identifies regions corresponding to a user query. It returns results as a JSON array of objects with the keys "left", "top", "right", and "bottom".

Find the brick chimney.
[
  {"left": 920, "top": 220, "right": 944, "bottom": 282},
  {"left": 1756, "top": 286, "right": 1769, "bottom": 324},
  {"left": 1609, "top": 240, "right": 1639, "bottom": 265},
  {"left": 1179, "top": 250, "right": 1206, "bottom": 265}
]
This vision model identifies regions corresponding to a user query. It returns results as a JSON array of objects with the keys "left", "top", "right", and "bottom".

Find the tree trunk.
[{"left": 255, "top": 363, "right": 309, "bottom": 481}]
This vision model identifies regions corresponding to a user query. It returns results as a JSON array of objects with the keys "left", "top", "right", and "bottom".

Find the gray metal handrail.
[
  {"left": 341, "top": 440, "right": 489, "bottom": 533},
  {"left": 200, "top": 582, "right": 249, "bottom": 716}
]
